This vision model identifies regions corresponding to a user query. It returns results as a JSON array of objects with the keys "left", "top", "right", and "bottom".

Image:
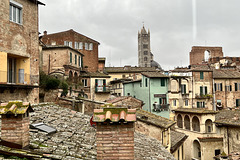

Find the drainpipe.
[
  {"left": 149, "top": 78, "right": 151, "bottom": 113},
  {"left": 192, "top": 72, "right": 194, "bottom": 108},
  {"left": 227, "top": 126, "right": 230, "bottom": 154},
  {"left": 213, "top": 77, "right": 216, "bottom": 111}
]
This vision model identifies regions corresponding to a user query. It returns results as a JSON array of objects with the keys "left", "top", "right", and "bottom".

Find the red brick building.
[
  {"left": 0, "top": 0, "right": 44, "bottom": 103},
  {"left": 41, "top": 29, "right": 100, "bottom": 72}
]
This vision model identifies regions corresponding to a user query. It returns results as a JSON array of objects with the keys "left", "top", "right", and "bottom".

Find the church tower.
[{"left": 138, "top": 25, "right": 153, "bottom": 67}]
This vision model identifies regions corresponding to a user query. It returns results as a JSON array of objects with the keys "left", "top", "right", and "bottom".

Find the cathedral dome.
[{"left": 151, "top": 60, "right": 163, "bottom": 70}]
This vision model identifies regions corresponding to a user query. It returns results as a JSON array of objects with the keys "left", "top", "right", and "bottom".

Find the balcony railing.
[
  {"left": 152, "top": 104, "right": 170, "bottom": 112},
  {"left": 0, "top": 71, "right": 38, "bottom": 86},
  {"left": 95, "top": 85, "right": 110, "bottom": 93},
  {"left": 195, "top": 94, "right": 212, "bottom": 99}
]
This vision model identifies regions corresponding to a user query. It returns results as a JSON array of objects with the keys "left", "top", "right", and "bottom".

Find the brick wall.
[
  {"left": 190, "top": 46, "right": 223, "bottom": 65},
  {"left": 42, "top": 29, "right": 99, "bottom": 72},
  {"left": 1, "top": 114, "right": 30, "bottom": 148},
  {"left": 96, "top": 123, "right": 135, "bottom": 159}
]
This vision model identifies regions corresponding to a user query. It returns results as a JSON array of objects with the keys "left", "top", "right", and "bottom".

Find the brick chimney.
[
  {"left": 0, "top": 101, "right": 33, "bottom": 149},
  {"left": 93, "top": 107, "right": 136, "bottom": 159},
  {"left": 43, "top": 30, "right": 47, "bottom": 35}
]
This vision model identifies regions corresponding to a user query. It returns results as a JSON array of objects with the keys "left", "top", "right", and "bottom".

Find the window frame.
[
  {"left": 200, "top": 72, "right": 204, "bottom": 80},
  {"left": 161, "top": 79, "right": 165, "bottom": 87},
  {"left": 9, "top": 0, "right": 23, "bottom": 24}
]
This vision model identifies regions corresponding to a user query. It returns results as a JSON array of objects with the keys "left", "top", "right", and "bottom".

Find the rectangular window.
[
  {"left": 236, "top": 99, "right": 240, "bottom": 107},
  {"left": 89, "top": 43, "right": 93, "bottom": 50},
  {"left": 185, "top": 99, "right": 188, "bottom": 106},
  {"left": 70, "top": 52, "right": 72, "bottom": 63},
  {"left": 69, "top": 42, "right": 72, "bottom": 48},
  {"left": 79, "top": 56, "right": 81, "bottom": 67},
  {"left": 181, "top": 84, "right": 186, "bottom": 94},
  {"left": 75, "top": 42, "right": 79, "bottom": 49},
  {"left": 79, "top": 42, "right": 83, "bottom": 49},
  {"left": 144, "top": 51, "right": 148, "bottom": 55},
  {"left": 200, "top": 72, "right": 204, "bottom": 79},
  {"left": 9, "top": 1, "right": 22, "bottom": 24},
  {"left": 145, "top": 78, "right": 148, "bottom": 87},
  {"left": 215, "top": 149, "right": 221, "bottom": 156},
  {"left": 82, "top": 79, "right": 87, "bottom": 87},
  {"left": 85, "top": 43, "right": 88, "bottom": 50},
  {"left": 173, "top": 100, "right": 176, "bottom": 106},
  {"left": 235, "top": 83, "right": 238, "bottom": 91},
  {"left": 161, "top": 79, "right": 165, "bottom": 86},
  {"left": 200, "top": 86, "right": 203, "bottom": 95},
  {"left": 143, "top": 44, "right": 148, "bottom": 48},
  {"left": 197, "top": 102, "right": 205, "bottom": 108},
  {"left": 75, "top": 55, "right": 77, "bottom": 64}
]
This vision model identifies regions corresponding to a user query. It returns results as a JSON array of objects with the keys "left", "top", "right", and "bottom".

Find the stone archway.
[
  {"left": 69, "top": 70, "right": 73, "bottom": 82},
  {"left": 192, "top": 116, "right": 200, "bottom": 132},
  {"left": 74, "top": 72, "right": 78, "bottom": 83},
  {"left": 184, "top": 115, "right": 190, "bottom": 130},
  {"left": 193, "top": 140, "right": 201, "bottom": 159},
  {"left": 177, "top": 114, "right": 183, "bottom": 128}
]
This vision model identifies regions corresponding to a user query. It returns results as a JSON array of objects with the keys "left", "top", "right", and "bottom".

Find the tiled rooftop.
[
  {"left": 141, "top": 71, "right": 169, "bottom": 78},
  {"left": 215, "top": 109, "right": 240, "bottom": 127},
  {"left": 190, "top": 64, "right": 212, "bottom": 71},
  {"left": 136, "top": 109, "right": 176, "bottom": 129},
  {"left": 93, "top": 107, "right": 136, "bottom": 123},
  {"left": 80, "top": 72, "right": 110, "bottom": 78},
  {"left": 213, "top": 69, "right": 240, "bottom": 79},
  {"left": 0, "top": 101, "right": 33, "bottom": 115},
  {"left": 170, "top": 130, "right": 188, "bottom": 153},
  {"left": 0, "top": 103, "right": 175, "bottom": 160},
  {"left": 173, "top": 108, "right": 218, "bottom": 114},
  {"left": 104, "top": 66, "right": 157, "bottom": 73}
]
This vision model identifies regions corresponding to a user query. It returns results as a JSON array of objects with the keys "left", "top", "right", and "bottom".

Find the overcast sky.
[{"left": 39, "top": 0, "right": 240, "bottom": 70}]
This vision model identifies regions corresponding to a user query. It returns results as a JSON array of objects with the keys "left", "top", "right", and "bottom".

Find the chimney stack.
[
  {"left": 93, "top": 107, "right": 136, "bottom": 159},
  {"left": 43, "top": 30, "right": 47, "bottom": 35},
  {"left": 0, "top": 101, "right": 33, "bottom": 149}
]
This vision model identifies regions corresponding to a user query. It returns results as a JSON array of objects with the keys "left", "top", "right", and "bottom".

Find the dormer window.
[{"left": 9, "top": 0, "right": 22, "bottom": 24}]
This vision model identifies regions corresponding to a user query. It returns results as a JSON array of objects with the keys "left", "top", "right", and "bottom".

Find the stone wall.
[
  {"left": 1, "top": 114, "right": 30, "bottom": 148},
  {"left": 96, "top": 123, "right": 135, "bottom": 159},
  {"left": 190, "top": 46, "right": 223, "bottom": 65}
]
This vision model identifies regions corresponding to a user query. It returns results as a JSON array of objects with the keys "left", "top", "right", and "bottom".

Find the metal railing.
[
  {"left": 95, "top": 85, "right": 110, "bottom": 93},
  {"left": 0, "top": 71, "right": 39, "bottom": 85},
  {"left": 153, "top": 104, "right": 170, "bottom": 112}
]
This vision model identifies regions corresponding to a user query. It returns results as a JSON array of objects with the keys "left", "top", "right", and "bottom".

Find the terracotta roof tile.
[
  {"left": 0, "top": 101, "right": 33, "bottom": 115},
  {"left": 93, "top": 107, "right": 136, "bottom": 123},
  {"left": 170, "top": 130, "right": 188, "bottom": 153},
  {"left": 80, "top": 72, "right": 110, "bottom": 78},
  {"left": 136, "top": 109, "right": 176, "bottom": 128},
  {"left": 215, "top": 110, "right": 240, "bottom": 127},
  {"left": 104, "top": 67, "right": 157, "bottom": 73},
  {"left": 173, "top": 108, "right": 218, "bottom": 114},
  {"left": 141, "top": 72, "right": 169, "bottom": 78},
  {"left": 213, "top": 69, "right": 240, "bottom": 79}
]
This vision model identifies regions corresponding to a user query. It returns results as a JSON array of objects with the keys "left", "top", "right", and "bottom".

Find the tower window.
[
  {"left": 144, "top": 51, "right": 148, "bottom": 55},
  {"left": 143, "top": 44, "right": 148, "bottom": 48},
  {"left": 144, "top": 57, "right": 147, "bottom": 61}
]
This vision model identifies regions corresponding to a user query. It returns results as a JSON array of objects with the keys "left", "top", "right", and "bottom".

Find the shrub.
[
  {"left": 60, "top": 81, "right": 68, "bottom": 97},
  {"left": 45, "top": 77, "right": 60, "bottom": 90}
]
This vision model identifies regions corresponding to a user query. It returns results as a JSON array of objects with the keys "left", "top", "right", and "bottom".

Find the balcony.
[
  {"left": 195, "top": 94, "right": 212, "bottom": 99},
  {"left": 0, "top": 71, "right": 39, "bottom": 89},
  {"left": 153, "top": 104, "right": 170, "bottom": 112},
  {"left": 95, "top": 85, "right": 110, "bottom": 93}
]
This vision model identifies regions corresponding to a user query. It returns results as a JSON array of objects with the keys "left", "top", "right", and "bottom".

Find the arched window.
[
  {"left": 204, "top": 50, "right": 210, "bottom": 61},
  {"left": 177, "top": 114, "right": 183, "bottom": 128},
  {"left": 69, "top": 71, "right": 73, "bottom": 81},
  {"left": 205, "top": 119, "right": 213, "bottom": 133},
  {"left": 193, "top": 140, "right": 201, "bottom": 159},
  {"left": 144, "top": 57, "right": 148, "bottom": 61},
  {"left": 184, "top": 115, "right": 190, "bottom": 130},
  {"left": 192, "top": 116, "right": 200, "bottom": 132},
  {"left": 74, "top": 72, "right": 78, "bottom": 83}
]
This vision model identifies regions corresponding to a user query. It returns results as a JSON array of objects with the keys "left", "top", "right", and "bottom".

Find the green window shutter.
[
  {"left": 200, "top": 72, "right": 204, "bottom": 79},
  {"left": 197, "top": 102, "right": 200, "bottom": 108},
  {"left": 184, "top": 85, "right": 186, "bottom": 94},
  {"left": 235, "top": 83, "right": 238, "bottom": 91},
  {"left": 70, "top": 52, "right": 72, "bottom": 63},
  {"left": 214, "top": 83, "right": 217, "bottom": 91},
  {"left": 79, "top": 56, "right": 80, "bottom": 67},
  {"left": 237, "top": 99, "right": 239, "bottom": 107},
  {"left": 95, "top": 79, "right": 98, "bottom": 92},
  {"left": 220, "top": 83, "right": 223, "bottom": 91},
  {"left": 205, "top": 86, "right": 207, "bottom": 95},
  {"left": 103, "top": 79, "right": 106, "bottom": 92},
  {"left": 161, "top": 79, "right": 165, "bottom": 86},
  {"left": 75, "top": 55, "right": 77, "bottom": 64},
  {"left": 203, "top": 102, "right": 205, "bottom": 108},
  {"left": 200, "top": 86, "right": 203, "bottom": 95},
  {"left": 145, "top": 78, "right": 148, "bottom": 87},
  {"left": 230, "top": 85, "right": 232, "bottom": 91}
]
